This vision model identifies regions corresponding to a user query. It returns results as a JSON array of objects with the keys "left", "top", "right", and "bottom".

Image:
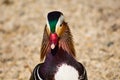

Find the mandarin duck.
[{"left": 30, "top": 11, "right": 88, "bottom": 80}]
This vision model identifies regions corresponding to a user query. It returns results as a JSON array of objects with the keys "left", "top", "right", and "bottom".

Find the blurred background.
[{"left": 0, "top": 0, "right": 120, "bottom": 80}]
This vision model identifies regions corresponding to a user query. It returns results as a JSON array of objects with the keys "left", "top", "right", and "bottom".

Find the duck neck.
[{"left": 44, "top": 45, "right": 74, "bottom": 64}]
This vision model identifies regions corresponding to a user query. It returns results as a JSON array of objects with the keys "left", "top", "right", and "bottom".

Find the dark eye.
[{"left": 60, "top": 24, "right": 62, "bottom": 27}]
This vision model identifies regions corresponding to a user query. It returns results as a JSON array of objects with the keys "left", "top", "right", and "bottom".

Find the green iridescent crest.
[
  {"left": 49, "top": 20, "right": 58, "bottom": 33},
  {"left": 47, "top": 11, "right": 63, "bottom": 33}
]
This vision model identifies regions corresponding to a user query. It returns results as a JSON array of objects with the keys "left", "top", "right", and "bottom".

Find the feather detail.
[
  {"left": 40, "top": 22, "right": 76, "bottom": 61},
  {"left": 40, "top": 25, "right": 50, "bottom": 61},
  {"left": 59, "top": 22, "right": 76, "bottom": 58}
]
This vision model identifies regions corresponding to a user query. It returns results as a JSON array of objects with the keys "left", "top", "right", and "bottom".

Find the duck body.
[
  {"left": 30, "top": 46, "right": 87, "bottom": 80},
  {"left": 30, "top": 11, "right": 88, "bottom": 80}
]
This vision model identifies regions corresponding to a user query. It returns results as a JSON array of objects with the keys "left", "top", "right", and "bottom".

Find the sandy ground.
[{"left": 0, "top": 0, "right": 120, "bottom": 80}]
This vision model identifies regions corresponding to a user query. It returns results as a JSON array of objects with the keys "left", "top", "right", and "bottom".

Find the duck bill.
[{"left": 50, "top": 33, "right": 58, "bottom": 49}]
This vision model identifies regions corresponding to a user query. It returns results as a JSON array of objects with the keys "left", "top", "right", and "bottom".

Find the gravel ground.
[{"left": 0, "top": 0, "right": 120, "bottom": 80}]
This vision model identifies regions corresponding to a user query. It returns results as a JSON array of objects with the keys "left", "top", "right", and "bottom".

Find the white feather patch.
[
  {"left": 55, "top": 15, "right": 64, "bottom": 32},
  {"left": 51, "top": 43, "right": 55, "bottom": 49},
  {"left": 54, "top": 64, "right": 79, "bottom": 80}
]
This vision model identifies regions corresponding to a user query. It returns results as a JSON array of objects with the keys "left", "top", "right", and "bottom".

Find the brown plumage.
[{"left": 40, "top": 22, "right": 75, "bottom": 61}]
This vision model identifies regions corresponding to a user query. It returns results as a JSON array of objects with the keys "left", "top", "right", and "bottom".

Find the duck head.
[
  {"left": 40, "top": 11, "right": 75, "bottom": 61},
  {"left": 46, "top": 11, "right": 65, "bottom": 49}
]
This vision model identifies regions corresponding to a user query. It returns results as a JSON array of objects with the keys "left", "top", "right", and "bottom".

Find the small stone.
[{"left": 107, "top": 41, "right": 114, "bottom": 47}]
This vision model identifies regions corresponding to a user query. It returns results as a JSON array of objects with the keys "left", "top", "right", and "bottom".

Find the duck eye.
[{"left": 60, "top": 24, "right": 62, "bottom": 27}]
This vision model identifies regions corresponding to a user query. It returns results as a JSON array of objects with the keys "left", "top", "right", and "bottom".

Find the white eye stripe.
[{"left": 55, "top": 15, "right": 64, "bottom": 32}]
